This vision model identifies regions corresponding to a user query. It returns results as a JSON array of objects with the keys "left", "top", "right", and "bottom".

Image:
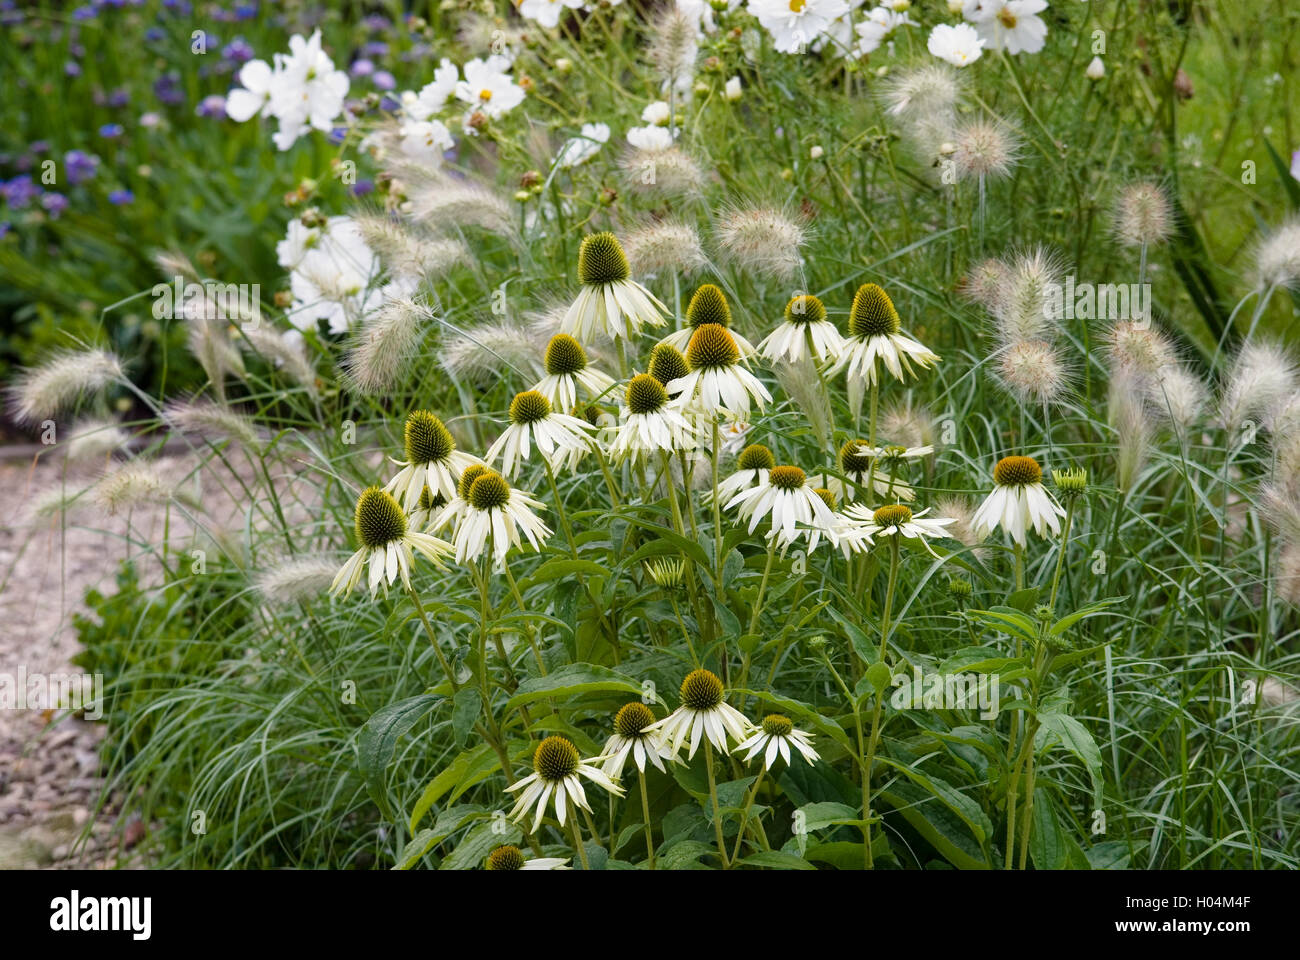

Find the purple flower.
[
  {"left": 361, "top": 41, "right": 389, "bottom": 58},
  {"left": 41, "top": 192, "right": 69, "bottom": 218},
  {"left": 145, "top": 27, "right": 165, "bottom": 41},
  {"left": 0, "top": 222, "right": 10, "bottom": 238},
  {"left": 196, "top": 95, "right": 226, "bottom": 118},
  {"left": 1291, "top": 150, "right": 1300, "bottom": 183},
  {"left": 72, "top": 5, "right": 97, "bottom": 20},
  {"left": 65, "top": 60, "right": 83, "bottom": 77},
  {"left": 327, "top": 127, "right": 347, "bottom": 145},
  {"left": 349, "top": 58, "right": 375, "bottom": 78},
  {"left": 65, "top": 150, "right": 100, "bottom": 184},
  {"left": 1, "top": 176, "right": 40, "bottom": 209},
  {"left": 351, "top": 179, "right": 375, "bottom": 197},
  {"left": 372, "top": 71, "right": 396, "bottom": 92},
  {"left": 108, "top": 189, "right": 134, "bottom": 205},
  {"left": 153, "top": 72, "right": 183, "bottom": 106},
  {"left": 29, "top": 141, "right": 49, "bottom": 154},
  {"left": 107, "top": 88, "right": 130, "bottom": 108},
  {"left": 222, "top": 37, "right": 254, "bottom": 62},
  {"left": 361, "top": 14, "right": 389, "bottom": 31},
  {"left": 234, "top": 2, "right": 257, "bottom": 19},
  {"left": 161, "top": 0, "right": 192, "bottom": 13},
  {"left": 99, "top": 123, "right": 125, "bottom": 139}
]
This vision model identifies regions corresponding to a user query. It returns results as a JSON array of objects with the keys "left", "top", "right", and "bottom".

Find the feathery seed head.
[
  {"left": 468, "top": 471, "right": 510, "bottom": 511},
  {"left": 623, "top": 220, "right": 707, "bottom": 275},
  {"left": 621, "top": 147, "right": 705, "bottom": 199},
  {"left": 404, "top": 410, "right": 454, "bottom": 464},
  {"left": 255, "top": 556, "right": 340, "bottom": 605},
  {"left": 485, "top": 845, "right": 526, "bottom": 871},
  {"left": 1253, "top": 217, "right": 1300, "bottom": 291},
  {"left": 648, "top": 343, "right": 689, "bottom": 386},
  {"left": 761, "top": 714, "right": 793, "bottom": 737},
  {"left": 1105, "top": 320, "right": 1175, "bottom": 380},
  {"left": 997, "top": 339, "right": 1067, "bottom": 405},
  {"left": 1220, "top": 341, "right": 1297, "bottom": 431},
  {"left": 614, "top": 701, "right": 656, "bottom": 737},
  {"left": 848, "top": 284, "right": 901, "bottom": 338},
  {"left": 715, "top": 205, "right": 805, "bottom": 281},
  {"left": 545, "top": 334, "right": 588, "bottom": 376},
  {"left": 769, "top": 465, "right": 806, "bottom": 491},
  {"left": 10, "top": 349, "right": 124, "bottom": 426},
  {"left": 961, "top": 258, "right": 1010, "bottom": 308},
  {"left": 685, "top": 323, "right": 740, "bottom": 369},
  {"left": 994, "top": 246, "right": 1064, "bottom": 343},
  {"left": 94, "top": 461, "right": 166, "bottom": 515},
  {"left": 626, "top": 373, "right": 668, "bottom": 414},
  {"left": 994, "top": 455, "right": 1042, "bottom": 487},
  {"left": 738, "top": 443, "right": 776, "bottom": 472},
  {"left": 873, "top": 503, "right": 913, "bottom": 527},
  {"left": 509, "top": 390, "right": 552, "bottom": 425},
  {"left": 784, "top": 294, "right": 827, "bottom": 325},
  {"left": 344, "top": 297, "right": 430, "bottom": 396},
  {"left": 686, "top": 283, "right": 732, "bottom": 329},
  {"left": 680, "top": 669, "right": 724, "bottom": 710},
  {"left": 354, "top": 487, "right": 407, "bottom": 550},
  {"left": 951, "top": 119, "right": 1021, "bottom": 180},
  {"left": 578, "top": 232, "right": 630, "bottom": 286},
  {"left": 533, "top": 735, "right": 580, "bottom": 782},
  {"left": 1113, "top": 181, "right": 1175, "bottom": 248}
]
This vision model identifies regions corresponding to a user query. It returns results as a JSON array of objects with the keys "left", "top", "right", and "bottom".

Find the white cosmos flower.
[
  {"left": 267, "top": 30, "right": 350, "bottom": 151},
  {"left": 562, "top": 232, "right": 668, "bottom": 342},
  {"left": 484, "top": 844, "right": 569, "bottom": 871},
  {"left": 531, "top": 335, "right": 616, "bottom": 413},
  {"left": 608, "top": 374, "right": 701, "bottom": 463},
  {"left": 506, "top": 735, "right": 624, "bottom": 834},
  {"left": 407, "top": 59, "right": 459, "bottom": 119},
  {"left": 829, "top": 283, "right": 940, "bottom": 387},
  {"left": 556, "top": 122, "right": 610, "bottom": 169},
  {"left": 667, "top": 324, "right": 772, "bottom": 417},
  {"left": 749, "top": 0, "right": 852, "bottom": 54},
  {"left": 647, "top": 669, "right": 754, "bottom": 760},
  {"left": 927, "top": 22, "right": 986, "bottom": 66},
  {"left": 486, "top": 390, "right": 596, "bottom": 477},
  {"left": 398, "top": 118, "right": 453, "bottom": 163},
  {"left": 626, "top": 125, "right": 676, "bottom": 151},
  {"left": 758, "top": 294, "right": 845, "bottom": 365},
  {"left": 384, "top": 411, "right": 483, "bottom": 512},
  {"left": 641, "top": 100, "right": 672, "bottom": 125},
  {"left": 447, "top": 469, "right": 551, "bottom": 565},
  {"left": 855, "top": 5, "right": 916, "bottom": 55},
  {"left": 519, "top": 0, "right": 584, "bottom": 29},
  {"left": 734, "top": 714, "right": 820, "bottom": 770},
  {"left": 225, "top": 58, "right": 278, "bottom": 122},
  {"left": 600, "top": 702, "right": 677, "bottom": 780},
  {"left": 726, "top": 465, "right": 839, "bottom": 544},
  {"left": 455, "top": 55, "right": 525, "bottom": 121},
  {"left": 712, "top": 442, "right": 776, "bottom": 505},
  {"left": 329, "top": 487, "right": 453, "bottom": 598},
  {"left": 965, "top": 0, "right": 1049, "bottom": 56},
  {"left": 842, "top": 503, "right": 957, "bottom": 558},
  {"left": 970, "top": 455, "right": 1065, "bottom": 546}
]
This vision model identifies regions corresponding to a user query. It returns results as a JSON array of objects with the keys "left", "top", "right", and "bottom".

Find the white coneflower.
[
  {"left": 996, "top": 338, "right": 1068, "bottom": 405},
  {"left": 609, "top": 373, "right": 700, "bottom": 463},
  {"left": 330, "top": 486, "right": 454, "bottom": 598},
  {"left": 667, "top": 323, "right": 772, "bottom": 416},
  {"left": 647, "top": 342, "right": 690, "bottom": 395},
  {"left": 255, "top": 556, "right": 341, "bottom": 605},
  {"left": 93, "top": 460, "right": 167, "bottom": 515},
  {"left": 824, "top": 438, "right": 916, "bottom": 503},
  {"left": 880, "top": 397, "right": 940, "bottom": 452},
  {"left": 9, "top": 349, "right": 124, "bottom": 425},
  {"left": 428, "top": 463, "right": 488, "bottom": 536},
  {"left": 992, "top": 246, "right": 1064, "bottom": 344},
  {"left": 659, "top": 283, "right": 756, "bottom": 357},
  {"left": 505, "top": 735, "right": 624, "bottom": 834},
  {"left": 647, "top": 669, "right": 753, "bottom": 760},
  {"left": 404, "top": 171, "right": 514, "bottom": 236},
  {"left": 240, "top": 326, "right": 317, "bottom": 394},
  {"left": 758, "top": 294, "right": 844, "bottom": 365},
  {"left": 532, "top": 335, "right": 616, "bottom": 413},
  {"left": 733, "top": 714, "right": 819, "bottom": 770},
  {"left": 620, "top": 145, "right": 706, "bottom": 199},
  {"left": 713, "top": 442, "right": 775, "bottom": 504},
  {"left": 950, "top": 118, "right": 1021, "bottom": 182},
  {"left": 342, "top": 297, "right": 430, "bottom": 396},
  {"left": 483, "top": 844, "right": 569, "bottom": 871},
  {"left": 1219, "top": 341, "right": 1297, "bottom": 433},
  {"left": 385, "top": 410, "right": 482, "bottom": 511},
  {"left": 714, "top": 206, "right": 806, "bottom": 283},
  {"left": 1113, "top": 182, "right": 1175, "bottom": 250},
  {"left": 971, "top": 455, "right": 1065, "bottom": 546},
  {"left": 600, "top": 702, "right": 675, "bottom": 780},
  {"left": 1252, "top": 216, "right": 1300, "bottom": 292},
  {"left": 622, "top": 219, "right": 708, "bottom": 276},
  {"left": 830, "top": 283, "right": 940, "bottom": 387},
  {"left": 450, "top": 469, "right": 551, "bottom": 564},
  {"left": 726, "top": 464, "right": 838, "bottom": 543},
  {"left": 644, "top": 556, "right": 686, "bottom": 590},
  {"left": 62, "top": 418, "right": 130, "bottom": 464},
  {"left": 561, "top": 232, "right": 668, "bottom": 342},
  {"left": 485, "top": 390, "right": 596, "bottom": 477},
  {"left": 439, "top": 315, "right": 544, "bottom": 386},
  {"left": 843, "top": 503, "right": 956, "bottom": 557},
  {"left": 164, "top": 400, "right": 261, "bottom": 448},
  {"left": 352, "top": 212, "right": 468, "bottom": 280}
]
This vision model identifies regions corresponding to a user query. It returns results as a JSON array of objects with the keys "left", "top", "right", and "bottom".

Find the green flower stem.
[
  {"left": 639, "top": 769, "right": 657, "bottom": 870},
  {"left": 737, "top": 537, "right": 777, "bottom": 711},
  {"left": 570, "top": 814, "right": 591, "bottom": 870},
  {"left": 501, "top": 560, "right": 547, "bottom": 675},
  {"left": 730, "top": 765, "right": 766, "bottom": 864},
  {"left": 862, "top": 533, "right": 902, "bottom": 868},
  {"left": 1048, "top": 499, "right": 1077, "bottom": 610},
  {"left": 404, "top": 582, "right": 459, "bottom": 692},
  {"left": 703, "top": 738, "right": 730, "bottom": 869}
]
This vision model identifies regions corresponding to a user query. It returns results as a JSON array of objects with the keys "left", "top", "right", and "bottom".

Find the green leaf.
[
  {"left": 879, "top": 781, "right": 990, "bottom": 870},
  {"left": 797, "top": 801, "right": 859, "bottom": 832},
  {"left": 1005, "top": 588, "right": 1040, "bottom": 613},
  {"left": 393, "top": 804, "right": 484, "bottom": 870},
  {"left": 1049, "top": 596, "right": 1128, "bottom": 636},
  {"left": 1265, "top": 140, "right": 1300, "bottom": 210},
  {"left": 968, "top": 606, "right": 1038, "bottom": 644},
  {"left": 624, "top": 519, "right": 710, "bottom": 570},
  {"left": 1028, "top": 787, "right": 1067, "bottom": 870},
  {"left": 1036, "top": 712, "right": 1104, "bottom": 807},
  {"left": 358, "top": 694, "right": 443, "bottom": 821},
  {"left": 408, "top": 743, "right": 495, "bottom": 834},
  {"left": 520, "top": 557, "right": 610, "bottom": 589},
  {"left": 506, "top": 662, "right": 658, "bottom": 709},
  {"left": 450, "top": 688, "right": 481, "bottom": 749},
  {"left": 441, "top": 821, "right": 522, "bottom": 870},
  {"left": 1086, "top": 840, "right": 1138, "bottom": 870},
  {"left": 866, "top": 661, "right": 893, "bottom": 696},
  {"left": 876, "top": 758, "right": 993, "bottom": 844},
  {"left": 738, "top": 850, "right": 816, "bottom": 870},
  {"left": 657, "top": 839, "right": 716, "bottom": 869}
]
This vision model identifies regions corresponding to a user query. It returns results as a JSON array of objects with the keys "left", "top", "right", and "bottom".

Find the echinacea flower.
[
  {"left": 648, "top": 343, "right": 690, "bottom": 394},
  {"left": 713, "top": 442, "right": 775, "bottom": 504},
  {"left": 428, "top": 463, "right": 489, "bottom": 535},
  {"left": 758, "top": 294, "right": 844, "bottom": 365},
  {"left": 816, "top": 438, "right": 914, "bottom": 503},
  {"left": 330, "top": 487, "right": 454, "bottom": 598},
  {"left": 842, "top": 503, "right": 956, "bottom": 558},
  {"left": 608, "top": 373, "right": 700, "bottom": 463},
  {"left": 667, "top": 323, "right": 772, "bottom": 417},
  {"left": 450, "top": 469, "right": 552, "bottom": 564},
  {"left": 485, "top": 390, "right": 596, "bottom": 477},
  {"left": 734, "top": 714, "right": 820, "bottom": 769},
  {"left": 659, "top": 283, "right": 756, "bottom": 358},
  {"left": 506, "top": 735, "right": 624, "bottom": 834},
  {"left": 385, "top": 410, "right": 483, "bottom": 512},
  {"left": 532, "top": 335, "right": 616, "bottom": 413},
  {"left": 561, "top": 232, "right": 668, "bottom": 342},
  {"left": 484, "top": 844, "right": 569, "bottom": 871},
  {"left": 600, "top": 702, "right": 676, "bottom": 780},
  {"left": 830, "top": 283, "right": 940, "bottom": 387},
  {"left": 647, "top": 669, "right": 753, "bottom": 760},
  {"left": 726, "top": 464, "right": 838, "bottom": 544},
  {"left": 970, "top": 455, "right": 1065, "bottom": 546}
]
